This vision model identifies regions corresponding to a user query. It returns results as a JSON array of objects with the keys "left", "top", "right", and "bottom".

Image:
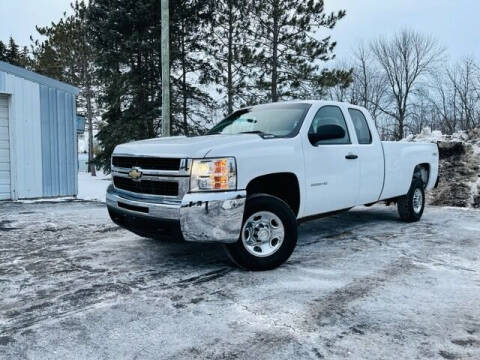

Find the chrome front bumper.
[{"left": 106, "top": 184, "right": 246, "bottom": 243}]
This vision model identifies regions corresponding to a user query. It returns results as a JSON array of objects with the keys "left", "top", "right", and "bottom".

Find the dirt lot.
[{"left": 1, "top": 201, "right": 480, "bottom": 359}]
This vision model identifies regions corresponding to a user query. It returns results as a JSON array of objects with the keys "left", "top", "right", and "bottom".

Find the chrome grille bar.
[{"left": 111, "top": 156, "right": 191, "bottom": 200}]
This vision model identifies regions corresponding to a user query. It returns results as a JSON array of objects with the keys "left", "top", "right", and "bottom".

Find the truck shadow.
[
  {"left": 139, "top": 206, "right": 402, "bottom": 269},
  {"left": 299, "top": 206, "right": 401, "bottom": 235}
]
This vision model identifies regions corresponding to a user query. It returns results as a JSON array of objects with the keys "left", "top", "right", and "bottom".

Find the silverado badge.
[{"left": 128, "top": 168, "right": 142, "bottom": 181}]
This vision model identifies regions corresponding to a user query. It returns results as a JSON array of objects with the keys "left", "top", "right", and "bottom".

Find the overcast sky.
[
  {"left": 326, "top": 0, "right": 479, "bottom": 62},
  {"left": 1, "top": 0, "right": 478, "bottom": 62}
]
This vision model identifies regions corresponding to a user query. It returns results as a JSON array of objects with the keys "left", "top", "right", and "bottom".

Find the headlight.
[{"left": 190, "top": 158, "right": 237, "bottom": 192}]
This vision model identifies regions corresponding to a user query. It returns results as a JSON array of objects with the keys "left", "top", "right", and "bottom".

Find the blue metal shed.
[{"left": 0, "top": 60, "right": 80, "bottom": 200}]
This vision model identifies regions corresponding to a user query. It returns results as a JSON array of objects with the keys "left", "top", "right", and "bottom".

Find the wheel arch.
[
  {"left": 246, "top": 172, "right": 301, "bottom": 217},
  {"left": 412, "top": 163, "right": 430, "bottom": 187}
]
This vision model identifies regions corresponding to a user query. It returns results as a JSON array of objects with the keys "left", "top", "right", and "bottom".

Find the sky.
[
  {"left": 1, "top": 0, "right": 478, "bottom": 62},
  {"left": 0, "top": 0, "right": 73, "bottom": 44},
  {"left": 325, "top": 0, "right": 479, "bottom": 62}
]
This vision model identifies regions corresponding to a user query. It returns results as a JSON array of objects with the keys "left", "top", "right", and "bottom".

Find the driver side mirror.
[{"left": 308, "top": 124, "right": 345, "bottom": 145}]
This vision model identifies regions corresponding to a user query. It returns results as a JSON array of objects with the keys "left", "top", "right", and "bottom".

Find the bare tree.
[
  {"left": 447, "top": 58, "right": 479, "bottom": 131},
  {"left": 427, "top": 57, "right": 480, "bottom": 134},
  {"left": 351, "top": 43, "right": 388, "bottom": 126},
  {"left": 329, "top": 45, "right": 388, "bottom": 136},
  {"left": 429, "top": 66, "right": 460, "bottom": 134},
  {"left": 371, "top": 29, "right": 444, "bottom": 139},
  {"left": 409, "top": 91, "right": 436, "bottom": 134}
]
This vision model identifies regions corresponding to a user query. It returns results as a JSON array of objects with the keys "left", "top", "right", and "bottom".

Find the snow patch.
[
  {"left": 470, "top": 176, "right": 480, "bottom": 208},
  {"left": 19, "top": 197, "right": 76, "bottom": 204},
  {"left": 77, "top": 171, "right": 111, "bottom": 202},
  {"left": 18, "top": 172, "right": 111, "bottom": 203}
]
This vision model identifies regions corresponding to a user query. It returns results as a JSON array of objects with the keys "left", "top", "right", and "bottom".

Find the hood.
[{"left": 113, "top": 134, "right": 266, "bottom": 158}]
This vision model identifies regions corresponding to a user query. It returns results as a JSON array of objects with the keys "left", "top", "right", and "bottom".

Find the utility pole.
[{"left": 161, "top": 0, "right": 170, "bottom": 136}]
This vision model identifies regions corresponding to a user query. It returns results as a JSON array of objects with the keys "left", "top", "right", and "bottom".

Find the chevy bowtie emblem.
[{"left": 128, "top": 168, "right": 142, "bottom": 181}]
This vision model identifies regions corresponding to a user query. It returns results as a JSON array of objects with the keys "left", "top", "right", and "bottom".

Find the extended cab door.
[
  {"left": 302, "top": 105, "right": 360, "bottom": 216},
  {"left": 346, "top": 108, "right": 384, "bottom": 204}
]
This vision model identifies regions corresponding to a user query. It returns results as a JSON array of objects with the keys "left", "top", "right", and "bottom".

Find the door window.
[
  {"left": 308, "top": 106, "right": 350, "bottom": 145},
  {"left": 348, "top": 108, "right": 372, "bottom": 144}
]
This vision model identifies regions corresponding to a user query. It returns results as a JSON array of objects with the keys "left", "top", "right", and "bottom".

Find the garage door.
[{"left": 0, "top": 95, "right": 10, "bottom": 200}]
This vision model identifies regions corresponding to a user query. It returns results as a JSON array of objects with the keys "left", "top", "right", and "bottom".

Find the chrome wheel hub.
[
  {"left": 413, "top": 188, "right": 423, "bottom": 213},
  {"left": 242, "top": 211, "right": 285, "bottom": 257}
]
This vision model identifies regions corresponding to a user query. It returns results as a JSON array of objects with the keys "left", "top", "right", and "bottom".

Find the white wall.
[{"left": 2, "top": 73, "right": 43, "bottom": 199}]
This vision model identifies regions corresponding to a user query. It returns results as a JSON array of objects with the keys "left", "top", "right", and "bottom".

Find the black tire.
[
  {"left": 225, "top": 194, "right": 297, "bottom": 271},
  {"left": 397, "top": 179, "right": 425, "bottom": 222}
]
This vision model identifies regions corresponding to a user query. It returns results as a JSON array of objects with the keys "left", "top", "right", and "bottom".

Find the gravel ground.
[{"left": 1, "top": 201, "right": 480, "bottom": 359}]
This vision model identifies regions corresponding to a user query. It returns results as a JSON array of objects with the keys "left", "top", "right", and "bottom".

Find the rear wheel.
[
  {"left": 225, "top": 195, "right": 297, "bottom": 271},
  {"left": 397, "top": 179, "right": 425, "bottom": 222}
]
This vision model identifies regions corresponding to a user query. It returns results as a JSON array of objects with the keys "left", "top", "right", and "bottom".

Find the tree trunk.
[
  {"left": 271, "top": 0, "right": 279, "bottom": 102},
  {"left": 181, "top": 21, "right": 188, "bottom": 135},
  {"left": 361, "top": 61, "right": 368, "bottom": 109},
  {"left": 161, "top": 0, "right": 171, "bottom": 137},
  {"left": 397, "top": 112, "right": 405, "bottom": 140},
  {"left": 81, "top": 26, "right": 96, "bottom": 177},
  {"left": 226, "top": 0, "right": 234, "bottom": 114},
  {"left": 86, "top": 78, "right": 96, "bottom": 176}
]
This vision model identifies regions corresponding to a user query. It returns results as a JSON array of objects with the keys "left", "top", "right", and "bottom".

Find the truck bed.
[{"left": 379, "top": 141, "right": 439, "bottom": 200}]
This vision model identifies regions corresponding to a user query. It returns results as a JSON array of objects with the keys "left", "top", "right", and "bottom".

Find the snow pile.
[
  {"left": 404, "top": 128, "right": 444, "bottom": 143},
  {"left": 405, "top": 127, "right": 480, "bottom": 148},
  {"left": 407, "top": 128, "right": 480, "bottom": 208}
]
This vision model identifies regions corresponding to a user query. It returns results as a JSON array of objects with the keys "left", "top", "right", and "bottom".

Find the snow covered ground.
[
  {"left": 1, "top": 201, "right": 479, "bottom": 359},
  {"left": 77, "top": 171, "right": 111, "bottom": 202}
]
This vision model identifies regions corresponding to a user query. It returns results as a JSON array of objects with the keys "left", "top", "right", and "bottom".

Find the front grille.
[
  {"left": 112, "top": 156, "right": 181, "bottom": 171},
  {"left": 113, "top": 176, "right": 179, "bottom": 196}
]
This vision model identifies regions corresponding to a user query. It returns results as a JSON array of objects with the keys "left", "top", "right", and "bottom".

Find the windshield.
[{"left": 207, "top": 103, "right": 311, "bottom": 137}]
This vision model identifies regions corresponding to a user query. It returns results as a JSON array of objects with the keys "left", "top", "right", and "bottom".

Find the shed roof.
[{"left": 0, "top": 60, "right": 80, "bottom": 95}]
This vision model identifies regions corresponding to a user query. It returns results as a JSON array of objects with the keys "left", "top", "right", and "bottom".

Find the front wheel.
[
  {"left": 397, "top": 179, "right": 425, "bottom": 222},
  {"left": 225, "top": 195, "right": 297, "bottom": 271}
]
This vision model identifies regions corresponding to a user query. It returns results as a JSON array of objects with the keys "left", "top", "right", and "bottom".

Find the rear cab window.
[{"left": 348, "top": 108, "right": 372, "bottom": 144}]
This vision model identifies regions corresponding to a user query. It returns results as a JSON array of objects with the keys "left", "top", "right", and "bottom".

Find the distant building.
[{"left": 0, "top": 61, "right": 80, "bottom": 200}]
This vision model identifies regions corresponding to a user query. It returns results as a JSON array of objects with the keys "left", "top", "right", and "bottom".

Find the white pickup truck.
[{"left": 107, "top": 101, "right": 439, "bottom": 270}]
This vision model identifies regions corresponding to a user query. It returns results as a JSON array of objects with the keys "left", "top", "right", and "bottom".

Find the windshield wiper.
[{"left": 239, "top": 131, "right": 277, "bottom": 138}]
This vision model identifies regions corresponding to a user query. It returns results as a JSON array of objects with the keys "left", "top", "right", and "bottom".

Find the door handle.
[{"left": 345, "top": 154, "right": 358, "bottom": 160}]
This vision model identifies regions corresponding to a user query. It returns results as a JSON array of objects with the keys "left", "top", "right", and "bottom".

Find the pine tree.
[
  {"left": 88, "top": 0, "right": 218, "bottom": 170},
  {"left": 248, "top": 0, "right": 350, "bottom": 102},
  {"left": 170, "top": 0, "right": 218, "bottom": 134},
  {"left": 0, "top": 41, "right": 7, "bottom": 62},
  {"left": 31, "top": 37, "right": 64, "bottom": 80},
  {"left": 88, "top": 0, "right": 163, "bottom": 171},
  {"left": 72, "top": 1, "right": 98, "bottom": 176},
  {"left": 210, "top": 0, "right": 253, "bottom": 115},
  {"left": 6, "top": 37, "right": 20, "bottom": 65},
  {"left": 2, "top": 37, "right": 32, "bottom": 68},
  {"left": 19, "top": 46, "right": 33, "bottom": 69}
]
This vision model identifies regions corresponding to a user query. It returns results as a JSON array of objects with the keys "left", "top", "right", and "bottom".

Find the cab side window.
[
  {"left": 308, "top": 106, "right": 350, "bottom": 145},
  {"left": 348, "top": 108, "right": 372, "bottom": 144}
]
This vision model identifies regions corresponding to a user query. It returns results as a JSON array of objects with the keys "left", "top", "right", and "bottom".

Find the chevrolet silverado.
[{"left": 107, "top": 101, "right": 439, "bottom": 270}]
